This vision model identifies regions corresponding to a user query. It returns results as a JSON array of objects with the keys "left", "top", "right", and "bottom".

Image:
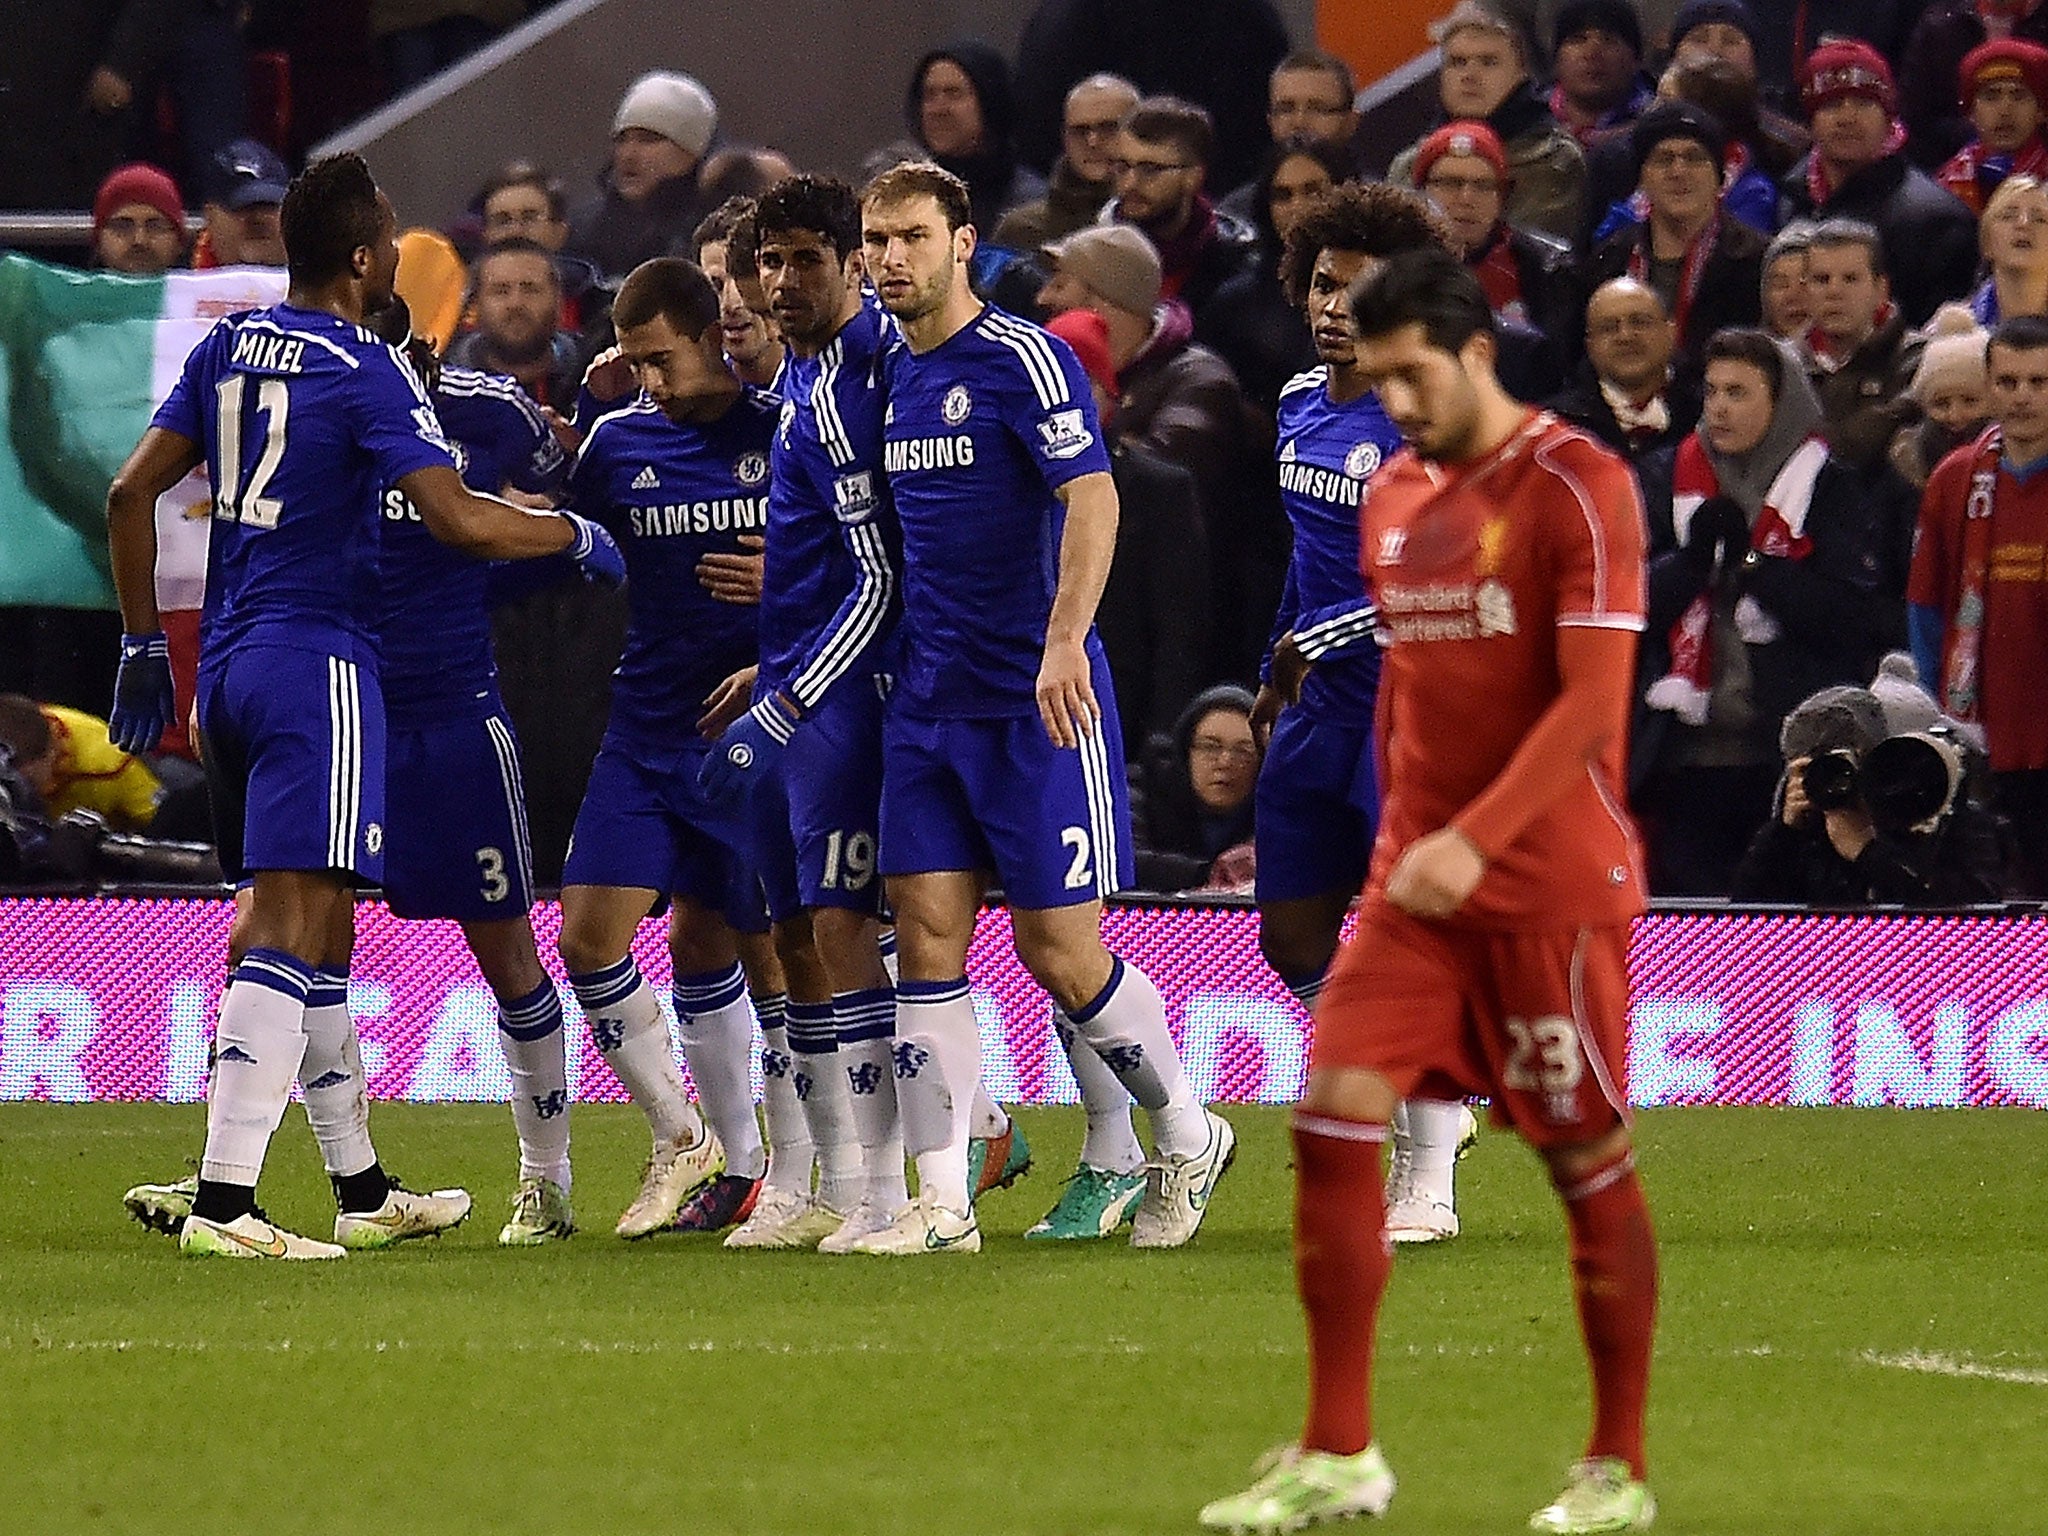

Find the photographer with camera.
[{"left": 1733, "top": 676, "right": 2009, "bottom": 906}]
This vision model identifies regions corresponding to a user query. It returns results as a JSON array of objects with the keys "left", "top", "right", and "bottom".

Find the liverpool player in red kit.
[{"left": 1201, "top": 248, "right": 1659, "bottom": 1534}]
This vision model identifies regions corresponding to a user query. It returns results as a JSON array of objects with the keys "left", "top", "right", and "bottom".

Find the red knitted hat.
[
  {"left": 1412, "top": 120, "right": 1509, "bottom": 187},
  {"left": 1959, "top": 38, "right": 2048, "bottom": 111},
  {"left": 93, "top": 163, "right": 185, "bottom": 237},
  {"left": 1800, "top": 39, "right": 1897, "bottom": 116}
]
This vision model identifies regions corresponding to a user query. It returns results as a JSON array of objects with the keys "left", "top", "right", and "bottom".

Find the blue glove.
[
  {"left": 697, "top": 693, "right": 799, "bottom": 809},
  {"left": 110, "top": 631, "right": 175, "bottom": 755},
  {"left": 564, "top": 512, "right": 626, "bottom": 588}
]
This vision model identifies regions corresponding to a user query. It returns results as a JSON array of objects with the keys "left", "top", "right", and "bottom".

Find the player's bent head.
[
  {"left": 1280, "top": 181, "right": 1454, "bottom": 308},
  {"left": 614, "top": 257, "right": 721, "bottom": 343},
  {"left": 280, "top": 152, "right": 386, "bottom": 289},
  {"left": 756, "top": 175, "right": 863, "bottom": 267},
  {"left": 1349, "top": 248, "right": 1499, "bottom": 454}
]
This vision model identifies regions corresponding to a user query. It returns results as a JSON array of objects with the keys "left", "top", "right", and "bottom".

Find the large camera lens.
[
  {"left": 1803, "top": 748, "right": 1861, "bottom": 811},
  {"left": 1862, "top": 733, "right": 1963, "bottom": 832}
]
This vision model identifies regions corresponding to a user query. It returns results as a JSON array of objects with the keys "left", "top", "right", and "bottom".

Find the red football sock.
[
  {"left": 1293, "top": 1111, "right": 1392, "bottom": 1456},
  {"left": 1556, "top": 1150, "right": 1658, "bottom": 1480}
]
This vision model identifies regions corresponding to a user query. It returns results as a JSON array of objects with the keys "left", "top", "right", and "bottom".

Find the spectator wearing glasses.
[
  {"left": 1133, "top": 686, "right": 1261, "bottom": 896},
  {"left": 1105, "top": 96, "right": 1259, "bottom": 319},
  {"left": 994, "top": 73, "right": 1139, "bottom": 251},
  {"left": 1547, "top": 276, "right": 1700, "bottom": 465},
  {"left": 1219, "top": 52, "right": 1360, "bottom": 224},
  {"left": 474, "top": 161, "right": 609, "bottom": 338}
]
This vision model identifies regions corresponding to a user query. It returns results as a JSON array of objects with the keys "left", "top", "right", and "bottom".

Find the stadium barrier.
[{"left": 2, "top": 894, "right": 2045, "bottom": 1108}]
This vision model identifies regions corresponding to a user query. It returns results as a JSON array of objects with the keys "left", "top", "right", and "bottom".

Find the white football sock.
[
  {"left": 1056, "top": 1011, "right": 1144, "bottom": 1175},
  {"left": 299, "top": 967, "right": 376, "bottom": 1178},
  {"left": 674, "top": 966, "right": 765, "bottom": 1181},
  {"left": 1404, "top": 1099, "right": 1467, "bottom": 1209},
  {"left": 970, "top": 1078, "right": 1010, "bottom": 1138},
  {"left": 755, "top": 995, "right": 813, "bottom": 1196},
  {"left": 1068, "top": 956, "right": 1208, "bottom": 1158},
  {"left": 787, "top": 999, "right": 861, "bottom": 1212},
  {"left": 498, "top": 979, "right": 572, "bottom": 1191},
  {"left": 200, "top": 948, "right": 312, "bottom": 1187},
  {"left": 569, "top": 956, "right": 702, "bottom": 1148},
  {"left": 837, "top": 986, "right": 907, "bottom": 1214},
  {"left": 895, "top": 976, "right": 978, "bottom": 1212}
]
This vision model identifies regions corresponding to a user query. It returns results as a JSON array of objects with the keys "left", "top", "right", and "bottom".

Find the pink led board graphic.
[{"left": 2, "top": 899, "right": 2043, "bottom": 1106}]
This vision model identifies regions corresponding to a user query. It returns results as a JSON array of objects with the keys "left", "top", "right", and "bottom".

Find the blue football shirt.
[
  {"left": 571, "top": 389, "right": 778, "bottom": 766},
  {"left": 1267, "top": 365, "right": 1401, "bottom": 723},
  {"left": 152, "top": 302, "right": 457, "bottom": 667},
  {"left": 375, "top": 365, "right": 568, "bottom": 723},
  {"left": 879, "top": 305, "right": 1112, "bottom": 718},
  {"left": 761, "top": 296, "right": 898, "bottom": 711}
]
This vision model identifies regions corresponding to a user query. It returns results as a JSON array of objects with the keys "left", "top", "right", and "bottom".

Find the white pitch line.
[{"left": 1862, "top": 1350, "right": 2048, "bottom": 1387}]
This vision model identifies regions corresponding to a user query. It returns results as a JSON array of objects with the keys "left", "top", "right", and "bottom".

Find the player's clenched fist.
[
  {"left": 1385, "top": 827, "right": 1487, "bottom": 918},
  {"left": 1035, "top": 634, "right": 1099, "bottom": 749}
]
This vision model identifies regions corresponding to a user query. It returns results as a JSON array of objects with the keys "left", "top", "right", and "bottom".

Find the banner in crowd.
[
  {"left": 0, "top": 255, "right": 283, "bottom": 609},
  {"left": 2, "top": 898, "right": 2045, "bottom": 1108}
]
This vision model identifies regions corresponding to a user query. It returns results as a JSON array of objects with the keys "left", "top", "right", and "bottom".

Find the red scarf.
[
  {"left": 1940, "top": 429, "right": 2004, "bottom": 721},
  {"left": 1468, "top": 226, "right": 1525, "bottom": 320},
  {"left": 1646, "top": 434, "right": 1828, "bottom": 725},
  {"left": 1627, "top": 213, "right": 1720, "bottom": 340},
  {"left": 1936, "top": 134, "right": 2048, "bottom": 215},
  {"left": 1805, "top": 119, "right": 1910, "bottom": 208}
]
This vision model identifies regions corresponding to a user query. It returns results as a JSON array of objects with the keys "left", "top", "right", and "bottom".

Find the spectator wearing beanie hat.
[
  {"left": 1388, "top": 2, "right": 1587, "bottom": 241},
  {"left": 1045, "top": 307, "right": 1212, "bottom": 756},
  {"left": 1934, "top": 39, "right": 2048, "bottom": 213},
  {"left": 1585, "top": 100, "right": 1765, "bottom": 371},
  {"left": 567, "top": 71, "right": 719, "bottom": 282},
  {"left": 1667, "top": 0, "right": 1811, "bottom": 179},
  {"left": 92, "top": 163, "right": 186, "bottom": 275},
  {"left": 1780, "top": 39, "right": 1978, "bottom": 325},
  {"left": 1902, "top": 0, "right": 2048, "bottom": 174},
  {"left": 1888, "top": 304, "right": 1993, "bottom": 488},
  {"left": 1548, "top": 0, "right": 1655, "bottom": 149},
  {"left": 1411, "top": 120, "right": 1581, "bottom": 383}
]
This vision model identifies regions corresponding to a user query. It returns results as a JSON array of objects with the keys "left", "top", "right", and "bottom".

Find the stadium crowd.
[{"left": 2, "top": 0, "right": 2045, "bottom": 905}]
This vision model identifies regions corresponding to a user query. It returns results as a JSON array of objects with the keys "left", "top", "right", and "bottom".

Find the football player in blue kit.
[
  {"left": 852, "top": 162, "right": 1235, "bottom": 1255},
  {"left": 554, "top": 257, "right": 785, "bottom": 1239},
  {"left": 1251, "top": 183, "right": 1478, "bottom": 1246},
  {"left": 697, "top": 176, "right": 908, "bottom": 1252},
  {"left": 104, "top": 153, "right": 621, "bottom": 1260}
]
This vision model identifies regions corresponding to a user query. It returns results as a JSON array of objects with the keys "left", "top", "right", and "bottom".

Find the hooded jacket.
[
  {"left": 907, "top": 41, "right": 1048, "bottom": 236},
  {"left": 1132, "top": 684, "right": 1258, "bottom": 893}
]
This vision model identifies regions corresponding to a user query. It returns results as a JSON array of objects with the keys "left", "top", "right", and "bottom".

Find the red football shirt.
[
  {"left": 1361, "top": 411, "right": 1649, "bottom": 928},
  {"left": 1908, "top": 447, "right": 2048, "bottom": 773}
]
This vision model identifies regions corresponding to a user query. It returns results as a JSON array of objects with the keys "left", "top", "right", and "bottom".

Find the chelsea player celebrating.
[
  {"left": 104, "top": 154, "right": 617, "bottom": 1259},
  {"left": 555, "top": 257, "right": 784, "bottom": 1239},
  {"left": 853, "top": 163, "right": 1234, "bottom": 1255},
  {"left": 700, "top": 176, "right": 907, "bottom": 1252}
]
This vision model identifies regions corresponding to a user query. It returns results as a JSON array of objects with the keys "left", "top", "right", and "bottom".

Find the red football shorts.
[{"left": 1314, "top": 901, "right": 1633, "bottom": 1150}]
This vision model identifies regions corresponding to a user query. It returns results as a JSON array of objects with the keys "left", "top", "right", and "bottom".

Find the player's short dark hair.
[
  {"left": 755, "top": 175, "right": 862, "bottom": 264},
  {"left": 1347, "top": 245, "right": 1496, "bottom": 354},
  {"left": 475, "top": 160, "right": 566, "bottom": 224},
  {"left": 1125, "top": 96, "right": 1214, "bottom": 169},
  {"left": 280, "top": 152, "right": 382, "bottom": 288},
  {"left": 692, "top": 195, "right": 756, "bottom": 255},
  {"left": 1807, "top": 217, "right": 1886, "bottom": 278},
  {"left": 363, "top": 294, "right": 413, "bottom": 347},
  {"left": 1991, "top": 314, "right": 2048, "bottom": 357},
  {"left": 1280, "top": 182, "right": 1452, "bottom": 308},
  {"left": 475, "top": 236, "right": 561, "bottom": 287},
  {"left": 1703, "top": 327, "right": 1787, "bottom": 398},
  {"left": 860, "top": 161, "right": 973, "bottom": 232},
  {"left": 612, "top": 257, "right": 721, "bottom": 339},
  {"left": 0, "top": 694, "right": 51, "bottom": 764},
  {"left": 1272, "top": 49, "right": 1357, "bottom": 101}
]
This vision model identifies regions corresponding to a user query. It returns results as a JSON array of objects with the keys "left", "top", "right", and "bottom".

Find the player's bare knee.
[
  {"left": 555, "top": 920, "right": 615, "bottom": 977},
  {"left": 463, "top": 918, "right": 545, "bottom": 999},
  {"left": 667, "top": 902, "right": 737, "bottom": 975},
  {"left": 809, "top": 907, "right": 886, "bottom": 992},
  {"left": 1542, "top": 1124, "right": 1634, "bottom": 1189},
  {"left": 1300, "top": 1065, "right": 1399, "bottom": 1124},
  {"left": 1014, "top": 931, "right": 1113, "bottom": 1014}
]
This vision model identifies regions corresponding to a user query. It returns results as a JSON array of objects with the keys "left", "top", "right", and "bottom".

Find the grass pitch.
[{"left": 0, "top": 1103, "right": 2042, "bottom": 1535}]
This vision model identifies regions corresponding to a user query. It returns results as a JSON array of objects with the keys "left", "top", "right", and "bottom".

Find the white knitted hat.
[{"left": 613, "top": 72, "right": 717, "bottom": 160}]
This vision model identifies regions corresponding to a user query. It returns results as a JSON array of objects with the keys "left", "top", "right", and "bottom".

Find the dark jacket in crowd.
[
  {"left": 1544, "top": 369, "right": 1702, "bottom": 464},
  {"left": 1584, "top": 216, "right": 1766, "bottom": 372},
  {"left": 1777, "top": 152, "right": 1979, "bottom": 326},
  {"left": 1098, "top": 439, "right": 1211, "bottom": 756},
  {"left": 1390, "top": 82, "right": 1588, "bottom": 242},
  {"left": 1012, "top": 0, "right": 1291, "bottom": 189},
  {"left": 1195, "top": 268, "right": 1312, "bottom": 418},
  {"left": 1806, "top": 309, "right": 1925, "bottom": 475},
  {"left": 443, "top": 329, "right": 586, "bottom": 416},
  {"left": 908, "top": 41, "right": 1049, "bottom": 237},
  {"left": 0, "top": 0, "right": 170, "bottom": 211},
  {"left": 1483, "top": 222, "right": 1586, "bottom": 383},
  {"left": 566, "top": 166, "right": 711, "bottom": 285},
  {"left": 1732, "top": 794, "right": 2010, "bottom": 905},
  {"left": 1899, "top": 2, "right": 2048, "bottom": 170},
  {"left": 1131, "top": 684, "right": 1258, "bottom": 894},
  {"left": 992, "top": 156, "right": 1115, "bottom": 250}
]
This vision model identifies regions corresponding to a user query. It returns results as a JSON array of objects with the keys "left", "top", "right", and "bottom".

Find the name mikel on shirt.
[
  {"left": 229, "top": 329, "right": 308, "bottom": 374},
  {"left": 628, "top": 496, "right": 769, "bottom": 537}
]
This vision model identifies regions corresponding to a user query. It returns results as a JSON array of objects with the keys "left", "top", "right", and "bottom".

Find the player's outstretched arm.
[
  {"left": 398, "top": 464, "right": 620, "bottom": 582},
  {"left": 1038, "top": 470, "right": 1119, "bottom": 749}
]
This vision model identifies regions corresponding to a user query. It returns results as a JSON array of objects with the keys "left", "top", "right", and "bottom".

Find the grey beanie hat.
[{"left": 1779, "top": 685, "right": 1887, "bottom": 761}]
